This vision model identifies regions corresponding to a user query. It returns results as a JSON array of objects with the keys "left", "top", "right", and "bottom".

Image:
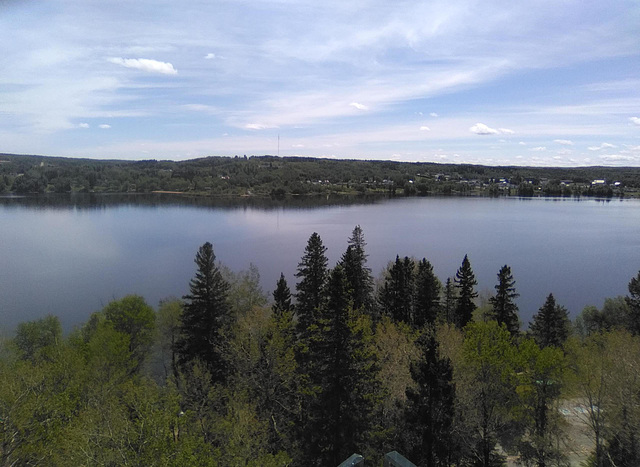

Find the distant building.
[{"left": 591, "top": 179, "right": 606, "bottom": 186}]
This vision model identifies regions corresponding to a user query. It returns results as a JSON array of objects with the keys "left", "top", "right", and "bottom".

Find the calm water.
[{"left": 1, "top": 194, "right": 639, "bottom": 332}]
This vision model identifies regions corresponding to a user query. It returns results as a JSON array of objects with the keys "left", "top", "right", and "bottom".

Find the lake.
[{"left": 1, "top": 194, "right": 638, "bottom": 332}]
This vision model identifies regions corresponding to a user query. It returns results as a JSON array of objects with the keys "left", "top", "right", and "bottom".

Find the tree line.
[
  {"left": 1, "top": 226, "right": 640, "bottom": 466},
  {"left": 1, "top": 153, "right": 639, "bottom": 198}
]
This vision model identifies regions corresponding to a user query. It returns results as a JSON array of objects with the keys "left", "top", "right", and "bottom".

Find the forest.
[
  {"left": 2, "top": 153, "right": 640, "bottom": 198},
  {"left": 1, "top": 225, "right": 640, "bottom": 466}
]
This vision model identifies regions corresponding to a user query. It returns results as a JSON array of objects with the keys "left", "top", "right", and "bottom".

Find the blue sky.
[{"left": 1, "top": 0, "right": 639, "bottom": 166}]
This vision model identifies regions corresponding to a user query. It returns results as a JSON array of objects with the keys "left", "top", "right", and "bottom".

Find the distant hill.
[{"left": 1, "top": 153, "right": 638, "bottom": 198}]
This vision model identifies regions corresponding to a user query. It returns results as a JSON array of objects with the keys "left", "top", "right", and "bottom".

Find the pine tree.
[
  {"left": 176, "top": 242, "right": 232, "bottom": 382},
  {"left": 340, "top": 225, "right": 374, "bottom": 312},
  {"left": 414, "top": 259, "right": 441, "bottom": 328},
  {"left": 529, "top": 293, "right": 570, "bottom": 348},
  {"left": 272, "top": 273, "right": 293, "bottom": 317},
  {"left": 488, "top": 265, "right": 520, "bottom": 337},
  {"left": 454, "top": 255, "right": 477, "bottom": 328},
  {"left": 295, "top": 232, "right": 328, "bottom": 337},
  {"left": 405, "top": 333, "right": 455, "bottom": 466},
  {"left": 302, "top": 265, "right": 381, "bottom": 465}
]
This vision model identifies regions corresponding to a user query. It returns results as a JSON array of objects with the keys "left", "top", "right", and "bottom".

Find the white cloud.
[
  {"left": 107, "top": 57, "right": 177, "bottom": 75},
  {"left": 419, "top": 126, "right": 430, "bottom": 131},
  {"left": 600, "top": 154, "right": 638, "bottom": 162},
  {"left": 204, "top": 53, "right": 216, "bottom": 59},
  {"left": 99, "top": 124, "right": 111, "bottom": 129},
  {"left": 470, "top": 123, "right": 499, "bottom": 135},
  {"left": 554, "top": 139, "right": 574, "bottom": 145},
  {"left": 430, "top": 112, "right": 438, "bottom": 117},
  {"left": 350, "top": 102, "right": 369, "bottom": 111},
  {"left": 245, "top": 123, "right": 276, "bottom": 130},
  {"left": 78, "top": 123, "right": 89, "bottom": 128},
  {"left": 630, "top": 117, "right": 640, "bottom": 126},
  {"left": 469, "top": 124, "right": 514, "bottom": 136},
  {"left": 557, "top": 148, "right": 572, "bottom": 155},
  {"left": 588, "top": 142, "right": 617, "bottom": 151},
  {"left": 519, "top": 142, "right": 527, "bottom": 145},
  {"left": 530, "top": 146, "right": 546, "bottom": 151}
]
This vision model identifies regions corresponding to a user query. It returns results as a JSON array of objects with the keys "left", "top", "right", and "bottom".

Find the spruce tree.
[
  {"left": 529, "top": 293, "right": 570, "bottom": 348},
  {"left": 488, "top": 265, "right": 520, "bottom": 337},
  {"left": 414, "top": 258, "right": 441, "bottom": 328},
  {"left": 303, "top": 265, "right": 381, "bottom": 465},
  {"left": 379, "top": 256, "right": 415, "bottom": 324},
  {"left": 272, "top": 273, "right": 293, "bottom": 317},
  {"left": 442, "top": 277, "right": 457, "bottom": 325},
  {"left": 340, "top": 225, "right": 374, "bottom": 312},
  {"left": 626, "top": 270, "right": 640, "bottom": 335},
  {"left": 405, "top": 333, "right": 455, "bottom": 466},
  {"left": 176, "top": 242, "right": 232, "bottom": 382},
  {"left": 295, "top": 232, "right": 328, "bottom": 337},
  {"left": 454, "top": 255, "right": 477, "bottom": 328}
]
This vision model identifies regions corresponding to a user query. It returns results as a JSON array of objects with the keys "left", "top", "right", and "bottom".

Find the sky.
[{"left": 1, "top": 0, "right": 640, "bottom": 166}]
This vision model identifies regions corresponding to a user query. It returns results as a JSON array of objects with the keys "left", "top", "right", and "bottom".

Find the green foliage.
[
  {"left": 102, "top": 295, "right": 156, "bottom": 372},
  {"left": 574, "top": 296, "right": 630, "bottom": 338},
  {"left": 176, "top": 242, "right": 233, "bottom": 383},
  {"left": 626, "top": 270, "right": 640, "bottom": 335},
  {"left": 414, "top": 259, "right": 441, "bottom": 328},
  {"left": 340, "top": 225, "right": 374, "bottom": 312},
  {"left": 530, "top": 293, "right": 570, "bottom": 348},
  {"left": 14, "top": 314, "right": 62, "bottom": 361},
  {"left": 488, "top": 265, "right": 520, "bottom": 336},
  {"left": 457, "top": 321, "right": 518, "bottom": 466},
  {"left": 454, "top": 254, "right": 478, "bottom": 329},
  {"left": 2, "top": 153, "right": 640, "bottom": 198},
  {"left": 224, "top": 263, "right": 267, "bottom": 317},
  {"left": 2, "top": 229, "right": 640, "bottom": 465},
  {"left": 301, "top": 265, "right": 383, "bottom": 465},
  {"left": 514, "top": 338, "right": 567, "bottom": 466},
  {"left": 378, "top": 256, "right": 416, "bottom": 324},
  {"left": 295, "top": 232, "right": 328, "bottom": 337},
  {"left": 405, "top": 332, "right": 455, "bottom": 467},
  {"left": 272, "top": 273, "right": 293, "bottom": 317}
]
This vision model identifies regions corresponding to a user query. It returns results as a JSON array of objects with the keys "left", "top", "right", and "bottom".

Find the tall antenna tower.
[{"left": 277, "top": 134, "right": 280, "bottom": 157}]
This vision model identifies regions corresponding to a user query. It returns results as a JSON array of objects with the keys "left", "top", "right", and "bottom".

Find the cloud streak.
[
  {"left": 469, "top": 123, "right": 513, "bottom": 136},
  {"left": 107, "top": 58, "right": 177, "bottom": 75}
]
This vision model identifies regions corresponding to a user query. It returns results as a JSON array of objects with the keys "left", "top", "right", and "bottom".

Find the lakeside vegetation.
[
  {"left": 1, "top": 226, "right": 639, "bottom": 466},
  {"left": 2, "top": 153, "right": 640, "bottom": 198}
]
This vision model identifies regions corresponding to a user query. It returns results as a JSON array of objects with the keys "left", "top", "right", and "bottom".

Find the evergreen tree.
[
  {"left": 175, "top": 242, "right": 232, "bottom": 382},
  {"left": 295, "top": 232, "right": 328, "bottom": 337},
  {"left": 405, "top": 333, "right": 455, "bottom": 467},
  {"left": 272, "top": 273, "right": 293, "bottom": 317},
  {"left": 379, "top": 256, "right": 415, "bottom": 324},
  {"left": 626, "top": 270, "right": 640, "bottom": 335},
  {"left": 442, "top": 277, "right": 457, "bottom": 325},
  {"left": 414, "top": 259, "right": 441, "bottom": 328},
  {"left": 488, "top": 265, "right": 520, "bottom": 337},
  {"left": 340, "top": 225, "right": 374, "bottom": 312},
  {"left": 529, "top": 294, "right": 570, "bottom": 348},
  {"left": 303, "top": 265, "right": 381, "bottom": 465},
  {"left": 454, "top": 255, "right": 477, "bottom": 328}
]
